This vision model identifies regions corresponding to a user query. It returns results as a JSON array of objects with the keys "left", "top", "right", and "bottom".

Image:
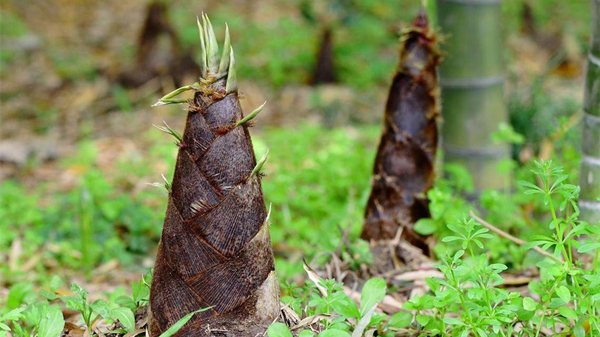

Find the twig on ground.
[{"left": 469, "top": 211, "right": 564, "bottom": 263}]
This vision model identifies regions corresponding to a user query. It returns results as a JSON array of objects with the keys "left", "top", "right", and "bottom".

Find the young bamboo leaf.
[
  {"left": 235, "top": 101, "right": 266, "bottom": 127},
  {"left": 225, "top": 46, "right": 237, "bottom": 94},
  {"left": 218, "top": 23, "right": 231, "bottom": 76},
  {"left": 153, "top": 121, "right": 182, "bottom": 143},
  {"left": 152, "top": 98, "right": 189, "bottom": 107},
  {"left": 152, "top": 85, "right": 194, "bottom": 107},
  {"left": 197, "top": 16, "right": 207, "bottom": 76},
  {"left": 251, "top": 149, "right": 269, "bottom": 177},
  {"left": 147, "top": 174, "right": 171, "bottom": 192},
  {"left": 204, "top": 14, "right": 219, "bottom": 73},
  {"left": 201, "top": 14, "right": 209, "bottom": 60}
]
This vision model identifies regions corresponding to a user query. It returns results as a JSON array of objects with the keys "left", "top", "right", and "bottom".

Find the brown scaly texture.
[
  {"left": 361, "top": 11, "right": 441, "bottom": 261},
  {"left": 148, "top": 18, "right": 279, "bottom": 337},
  {"left": 311, "top": 27, "right": 336, "bottom": 85}
]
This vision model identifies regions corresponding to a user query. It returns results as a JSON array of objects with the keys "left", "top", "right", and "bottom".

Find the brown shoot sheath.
[
  {"left": 361, "top": 11, "right": 441, "bottom": 256},
  {"left": 149, "top": 16, "right": 279, "bottom": 337}
]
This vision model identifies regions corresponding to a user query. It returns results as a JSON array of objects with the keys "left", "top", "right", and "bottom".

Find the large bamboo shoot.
[{"left": 148, "top": 15, "right": 279, "bottom": 336}]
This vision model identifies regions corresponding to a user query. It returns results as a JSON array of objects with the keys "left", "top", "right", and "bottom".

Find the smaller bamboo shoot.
[{"left": 361, "top": 10, "right": 441, "bottom": 260}]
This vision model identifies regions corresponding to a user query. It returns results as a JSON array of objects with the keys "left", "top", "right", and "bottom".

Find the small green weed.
[
  {"left": 0, "top": 271, "right": 213, "bottom": 337},
  {"left": 272, "top": 160, "right": 600, "bottom": 336}
]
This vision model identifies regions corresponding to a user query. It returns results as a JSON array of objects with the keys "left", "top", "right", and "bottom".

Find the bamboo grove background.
[{"left": 0, "top": 1, "right": 598, "bottom": 335}]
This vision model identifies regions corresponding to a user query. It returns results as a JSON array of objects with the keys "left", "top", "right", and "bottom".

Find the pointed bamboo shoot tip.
[
  {"left": 413, "top": 5, "right": 428, "bottom": 28},
  {"left": 225, "top": 46, "right": 238, "bottom": 93},
  {"left": 218, "top": 23, "right": 231, "bottom": 76},
  {"left": 197, "top": 15, "right": 208, "bottom": 76},
  {"left": 205, "top": 15, "right": 219, "bottom": 72}
]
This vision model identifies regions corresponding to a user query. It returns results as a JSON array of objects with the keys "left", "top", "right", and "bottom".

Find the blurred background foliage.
[{"left": 0, "top": 0, "right": 593, "bottom": 294}]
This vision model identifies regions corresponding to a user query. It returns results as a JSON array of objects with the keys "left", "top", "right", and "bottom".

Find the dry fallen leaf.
[{"left": 303, "top": 259, "right": 327, "bottom": 297}]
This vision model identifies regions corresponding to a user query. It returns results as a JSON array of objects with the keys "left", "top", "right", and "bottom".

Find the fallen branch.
[{"left": 469, "top": 211, "right": 564, "bottom": 263}]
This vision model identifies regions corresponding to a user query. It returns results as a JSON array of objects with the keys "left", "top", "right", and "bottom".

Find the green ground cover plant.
[
  {"left": 0, "top": 1, "right": 597, "bottom": 336},
  {"left": 0, "top": 125, "right": 378, "bottom": 286},
  {"left": 0, "top": 121, "right": 597, "bottom": 336},
  {"left": 266, "top": 161, "right": 600, "bottom": 337}
]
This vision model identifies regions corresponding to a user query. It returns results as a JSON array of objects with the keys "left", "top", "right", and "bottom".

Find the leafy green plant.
[
  {"left": 409, "top": 160, "right": 600, "bottom": 336},
  {"left": 1, "top": 282, "right": 64, "bottom": 337},
  {"left": 62, "top": 283, "right": 134, "bottom": 332},
  {"left": 0, "top": 125, "right": 379, "bottom": 285},
  {"left": 115, "top": 271, "right": 152, "bottom": 312},
  {"left": 273, "top": 276, "right": 390, "bottom": 337},
  {"left": 0, "top": 272, "right": 216, "bottom": 337},
  {"left": 259, "top": 125, "right": 377, "bottom": 277},
  {"left": 0, "top": 308, "right": 25, "bottom": 336},
  {"left": 274, "top": 160, "right": 599, "bottom": 336},
  {"left": 441, "top": 217, "right": 494, "bottom": 256}
]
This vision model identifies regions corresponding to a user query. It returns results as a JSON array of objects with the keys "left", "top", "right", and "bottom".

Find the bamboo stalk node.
[
  {"left": 439, "top": 76, "right": 504, "bottom": 89},
  {"left": 443, "top": 145, "right": 507, "bottom": 158}
]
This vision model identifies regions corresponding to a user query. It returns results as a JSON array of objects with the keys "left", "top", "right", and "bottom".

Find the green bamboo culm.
[
  {"left": 580, "top": 0, "right": 600, "bottom": 225},
  {"left": 436, "top": 0, "right": 508, "bottom": 193}
]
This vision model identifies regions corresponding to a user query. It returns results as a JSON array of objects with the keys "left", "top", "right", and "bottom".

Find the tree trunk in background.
[
  {"left": 436, "top": 0, "right": 508, "bottom": 194},
  {"left": 148, "top": 16, "right": 279, "bottom": 336},
  {"left": 579, "top": 0, "right": 600, "bottom": 224},
  {"left": 361, "top": 11, "right": 440, "bottom": 267}
]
